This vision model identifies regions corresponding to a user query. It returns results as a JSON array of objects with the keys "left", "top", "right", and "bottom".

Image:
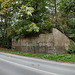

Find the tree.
[
  {"left": 0, "top": 0, "right": 75, "bottom": 48},
  {"left": 57, "top": 0, "right": 75, "bottom": 41}
]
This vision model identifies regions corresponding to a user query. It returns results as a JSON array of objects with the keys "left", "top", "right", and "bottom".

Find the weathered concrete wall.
[
  {"left": 13, "top": 28, "right": 70, "bottom": 55},
  {"left": 14, "top": 33, "right": 56, "bottom": 55},
  {"left": 53, "top": 28, "right": 70, "bottom": 54}
]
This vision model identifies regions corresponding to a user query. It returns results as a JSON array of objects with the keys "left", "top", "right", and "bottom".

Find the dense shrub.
[
  {"left": 0, "top": 37, "right": 11, "bottom": 48},
  {"left": 68, "top": 40, "right": 75, "bottom": 54}
]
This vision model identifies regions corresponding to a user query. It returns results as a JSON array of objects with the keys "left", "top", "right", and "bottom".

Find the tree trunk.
[
  {"left": 43, "top": 0, "right": 44, "bottom": 13},
  {"left": 55, "top": 0, "right": 57, "bottom": 26}
]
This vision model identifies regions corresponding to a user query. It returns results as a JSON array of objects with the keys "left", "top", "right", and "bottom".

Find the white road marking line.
[{"left": 0, "top": 58, "right": 59, "bottom": 75}]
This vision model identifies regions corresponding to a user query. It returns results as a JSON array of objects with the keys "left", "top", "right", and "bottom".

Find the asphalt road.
[{"left": 0, "top": 52, "right": 75, "bottom": 75}]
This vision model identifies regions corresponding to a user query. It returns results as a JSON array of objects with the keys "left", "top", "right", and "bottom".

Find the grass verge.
[{"left": 0, "top": 48, "right": 75, "bottom": 63}]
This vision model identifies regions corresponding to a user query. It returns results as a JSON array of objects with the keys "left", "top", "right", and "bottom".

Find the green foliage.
[
  {"left": 69, "top": 19, "right": 75, "bottom": 29},
  {"left": 62, "top": 19, "right": 75, "bottom": 41},
  {"left": 69, "top": 19, "right": 75, "bottom": 41},
  {"left": 64, "top": 0, "right": 75, "bottom": 13},
  {"left": 7, "top": 20, "right": 39, "bottom": 38},
  {"left": 0, "top": 37, "right": 11, "bottom": 48},
  {"left": 19, "top": 5, "right": 34, "bottom": 16},
  {"left": 26, "top": 22, "right": 39, "bottom": 32},
  {"left": 46, "top": 22, "right": 53, "bottom": 31},
  {"left": 59, "top": 0, "right": 75, "bottom": 14},
  {"left": 0, "top": 0, "right": 53, "bottom": 40},
  {"left": 68, "top": 40, "right": 75, "bottom": 54},
  {"left": 14, "top": 36, "right": 20, "bottom": 40},
  {"left": 57, "top": 0, "right": 75, "bottom": 42}
]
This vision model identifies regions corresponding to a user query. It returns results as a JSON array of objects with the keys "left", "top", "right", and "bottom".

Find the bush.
[
  {"left": 68, "top": 40, "right": 75, "bottom": 54},
  {"left": 0, "top": 37, "right": 11, "bottom": 48}
]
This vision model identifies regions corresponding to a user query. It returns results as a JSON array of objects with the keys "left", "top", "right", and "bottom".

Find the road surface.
[{"left": 0, "top": 52, "right": 75, "bottom": 75}]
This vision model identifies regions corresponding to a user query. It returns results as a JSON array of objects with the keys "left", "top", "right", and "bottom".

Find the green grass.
[{"left": 0, "top": 48, "right": 75, "bottom": 63}]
